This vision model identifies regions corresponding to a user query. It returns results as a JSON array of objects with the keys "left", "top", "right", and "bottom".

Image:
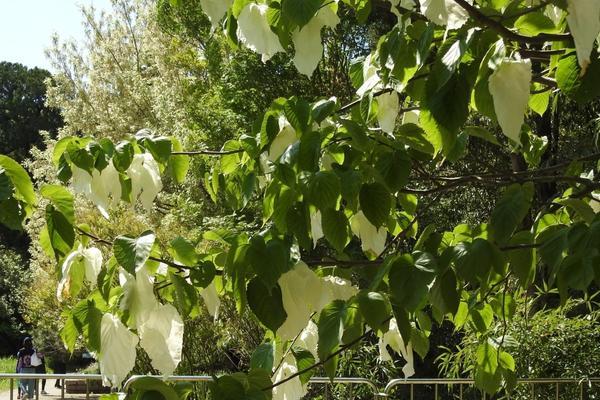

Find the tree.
[
  {"left": 2, "top": 0, "right": 600, "bottom": 398},
  {"left": 0, "top": 62, "right": 62, "bottom": 161}
]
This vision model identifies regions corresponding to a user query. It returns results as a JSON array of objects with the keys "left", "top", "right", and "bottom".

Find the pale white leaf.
[
  {"left": 56, "top": 249, "right": 82, "bottom": 301},
  {"left": 237, "top": 3, "right": 284, "bottom": 62},
  {"left": 268, "top": 116, "right": 297, "bottom": 162},
  {"left": 296, "top": 320, "right": 319, "bottom": 361},
  {"left": 402, "top": 109, "right": 420, "bottom": 125},
  {"left": 57, "top": 245, "right": 103, "bottom": 301},
  {"left": 200, "top": 0, "right": 233, "bottom": 29},
  {"left": 310, "top": 210, "right": 324, "bottom": 248},
  {"left": 127, "top": 153, "right": 163, "bottom": 212},
  {"left": 139, "top": 303, "right": 184, "bottom": 376},
  {"left": 292, "top": 4, "right": 339, "bottom": 76},
  {"left": 419, "top": 0, "right": 471, "bottom": 30},
  {"left": 277, "top": 261, "right": 323, "bottom": 340},
  {"left": 377, "top": 91, "right": 400, "bottom": 134},
  {"left": 319, "top": 275, "right": 359, "bottom": 311},
  {"left": 99, "top": 313, "right": 139, "bottom": 387},
  {"left": 488, "top": 59, "right": 532, "bottom": 145},
  {"left": 566, "top": 0, "right": 600, "bottom": 73},
  {"left": 199, "top": 279, "right": 221, "bottom": 321},
  {"left": 350, "top": 211, "right": 387, "bottom": 257},
  {"left": 71, "top": 166, "right": 92, "bottom": 196},
  {"left": 119, "top": 266, "right": 159, "bottom": 329},
  {"left": 378, "top": 318, "right": 415, "bottom": 378},
  {"left": 82, "top": 247, "right": 103, "bottom": 285},
  {"left": 272, "top": 353, "right": 307, "bottom": 400}
]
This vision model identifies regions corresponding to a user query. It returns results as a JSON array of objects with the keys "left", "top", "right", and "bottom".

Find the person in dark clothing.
[
  {"left": 35, "top": 351, "right": 48, "bottom": 394},
  {"left": 16, "top": 337, "right": 36, "bottom": 400}
]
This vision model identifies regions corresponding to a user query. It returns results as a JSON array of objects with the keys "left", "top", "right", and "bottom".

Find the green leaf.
[
  {"left": 463, "top": 126, "right": 500, "bottom": 146},
  {"left": 0, "top": 169, "right": 13, "bottom": 201},
  {"left": 507, "top": 231, "right": 536, "bottom": 289},
  {"left": 396, "top": 123, "right": 435, "bottom": 155},
  {"left": 0, "top": 198, "right": 25, "bottom": 231},
  {"left": 474, "top": 342, "right": 502, "bottom": 395},
  {"left": 250, "top": 342, "right": 275, "bottom": 372},
  {"left": 281, "top": 0, "right": 322, "bottom": 28},
  {"left": 307, "top": 171, "right": 341, "bottom": 211},
  {"left": 169, "top": 237, "right": 199, "bottom": 266},
  {"left": 359, "top": 182, "right": 391, "bottom": 228},
  {"left": 514, "top": 12, "right": 557, "bottom": 35},
  {"left": 311, "top": 98, "right": 337, "bottom": 123},
  {"left": 113, "top": 141, "right": 134, "bottom": 172},
  {"left": 388, "top": 253, "right": 435, "bottom": 312},
  {"left": 343, "top": 0, "right": 371, "bottom": 23},
  {"left": 321, "top": 208, "right": 351, "bottom": 252},
  {"left": 528, "top": 86, "right": 550, "bottom": 117},
  {"left": 113, "top": 231, "right": 156, "bottom": 274},
  {"left": 356, "top": 290, "right": 391, "bottom": 333},
  {"left": 375, "top": 150, "right": 411, "bottom": 192},
  {"left": 490, "top": 183, "right": 534, "bottom": 244},
  {"left": 225, "top": 242, "right": 250, "bottom": 312},
  {"left": 247, "top": 278, "right": 287, "bottom": 332},
  {"left": 41, "top": 185, "right": 75, "bottom": 224},
  {"left": 317, "top": 300, "right": 347, "bottom": 379},
  {"left": 247, "top": 237, "right": 289, "bottom": 289},
  {"left": 555, "top": 198, "right": 596, "bottom": 224},
  {"left": 454, "top": 239, "right": 505, "bottom": 285},
  {"left": 470, "top": 303, "right": 494, "bottom": 332},
  {"left": 167, "top": 137, "right": 189, "bottom": 183},
  {"left": 556, "top": 51, "right": 600, "bottom": 104},
  {"left": 291, "top": 348, "right": 315, "bottom": 385},
  {"left": 0, "top": 155, "right": 36, "bottom": 205},
  {"left": 144, "top": 136, "right": 172, "bottom": 164},
  {"left": 284, "top": 97, "right": 311, "bottom": 133},
  {"left": 86, "top": 301, "right": 103, "bottom": 352},
  {"left": 130, "top": 377, "right": 179, "bottom": 400},
  {"left": 429, "top": 268, "right": 460, "bottom": 316},
  {"left": 420, "top": 109, "right": 457, "bottom": 156},
  {"left": 45, "top": 204, "right": 75, "bottom": 260}
]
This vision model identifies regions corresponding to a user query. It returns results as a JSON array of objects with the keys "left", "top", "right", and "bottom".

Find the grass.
[{"left": 0, "top": 357, "right": 16, "bottom": 392}]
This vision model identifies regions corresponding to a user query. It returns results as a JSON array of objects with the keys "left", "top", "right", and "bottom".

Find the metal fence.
[{"left": 2, "top": 374, "right": 600, "bottom": 400}]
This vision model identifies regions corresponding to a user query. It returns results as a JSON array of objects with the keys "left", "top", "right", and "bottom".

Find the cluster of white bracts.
[
  {"left": 57, "top": 244, "right": 103, "bottom": 301},
  {"left": 565, "top": 0, "right": 600, "bottom": 73},
  {"left": 419, "top": 0, "right": 471, "bottom": 30},
  {"left": 378, "top": 318, "right": 415, "bottom": 378},
  {"left": 72, "top": 153, "right": 162, "bottom": 218}
]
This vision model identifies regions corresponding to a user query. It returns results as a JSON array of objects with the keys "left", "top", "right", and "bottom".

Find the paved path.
[{"left": 0, "top": 382, "right": 101, "bottom": 400}]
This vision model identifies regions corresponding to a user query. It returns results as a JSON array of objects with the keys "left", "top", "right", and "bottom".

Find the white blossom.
[
  {"left": 488, "top": 59, "right": 532, "bottom": 145},
  {"left": 139, "top": 303, "right": 184, "bottom": 376},
  {"left": 57, "top": 245, "right": 103, "bottom": 301},
  {"left": 295, "top": 320, "right": 319, "bottom": 360},
  {"left": 350, "top": 211, "right": 388, "bottom": 258},
  {"left": 200, "top": 279, "right": 221, "bottom": 321},
  {"left": 419, "top": 0, "right": 471, "bottom": 30},
  {"left": 200, "top": 0, "right": 233, "bottom": 29},
  {"left": 127, "top": 153, "right": 163, "bottom": 212},
  {"left": 237, "top": 3, "right": 284, "bottom": 62},
  {"left": 292, "top": 3, "right": 340, "bottom": 76},
  {"left": 272, "top": 353, "right": 307, "bottom": 400},
  {"left": 378, "top": 318, "right": 415, "bottom": 378},
  {"left": 99, "top": 313, "right": 139, "bottom": 387},
  {"left": 119, "top": 265, "right": 159, "bottom": 329},
  {"left": 377, "top": 91, "right": 400, "bottom": 134},
  {"left": 310, "top": 210, "right": 324, "bottom": 248},
  {"left": 566, "top": 0, "right": 600, "bottom": 73},
  {"left": 268, "top": 116, "right": 298, "bottom": 162}
]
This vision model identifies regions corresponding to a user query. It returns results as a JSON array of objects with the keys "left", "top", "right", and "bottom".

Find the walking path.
[{"left": 0, "top": 382, "right": 101, "bottom": 400}]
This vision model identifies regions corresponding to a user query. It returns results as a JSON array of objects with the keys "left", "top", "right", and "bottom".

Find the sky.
[{"left": 0, "top": 0, "right": 112, "bottom": 72}]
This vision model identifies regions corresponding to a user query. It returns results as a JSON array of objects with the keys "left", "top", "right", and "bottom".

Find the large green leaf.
[
  {"left": 247, "top": 278, "right": 287, "bottom": 332},
  {"left": 281, "top": 0, "right": 322, "bottom": 28},
  {"left": 490, "top": 183, "right": 534, "bottom": 244},
  {"left": 429, "top": 268, "right": 460, "bottom": 316},
  {"left": 356, "top": 290, "right": 391, "bottom": 333},
  {"left": 317, "top": 300, "right": 347, "bottom": 379},
  {"left": 130, "top": 377, "right": 180, "bottom": 400},
  {"left": 307, "top": 171, "right": 341, "bottom": 211},
  {"left": 0, "top": 169, "right": 13, "bottom": 201},
  {"left": 321, "top": 208, "right": 351, "bottom": 252},
  {"left": 0, "top": 155, "right": 36, "bottom": 205},
  {"left": 388, "top": 253, "right": 435, "bottom": 312},
  {"left": 453, "top": 239, "right": 505, "bottom": 285},
  {"left": 113, "top": 230, "right": 156, "bottom": 274},
  {"left": 45, "top": 204, "right": 75, "bottom": 260},
  {"left": 170, "top": 273, "right": 199, "bottom": 318},
  {"left": 556, "top": 51, "right": 600, "bottom": 104},
  {"left": 169, "top": 236, "right": 199, "bottom": 266},
  {"left": 41, "top": 184, "right": 75, "bottom": 224},
  {"left": 167, "top": 137, "right": 189, "bottom": 183},
  {"left": 375, "top": 150, "right": 411, "bottom": 192},
  {"left": 507, "top": 231, "right": 536, "bottom": 289},
  {"left": 250, "top": 342, "right": 275, "bottom": 372},
  {"left": 474, "top": 342, "right": 502, "bottom": 395},
  {"left": 247, "top": 237, "right": 289, "bottom": 289},
  {"left": 514, "top": 12, "right": 557, "bottom": 35},
  {"left": 359, "top": 182, "right": 391, "bottom": 228}
]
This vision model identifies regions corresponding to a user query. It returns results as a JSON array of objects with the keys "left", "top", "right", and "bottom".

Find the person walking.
[
  {"left": 16, "top": 338, "right": 36, "bottom": 400},
  {"left": 34, "top": 351, "right": 48, "bottom": 395}
]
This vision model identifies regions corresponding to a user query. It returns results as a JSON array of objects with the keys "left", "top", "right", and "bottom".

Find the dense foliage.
[{"left": 2, "top": 0, "right": 600, "bottom": 399}]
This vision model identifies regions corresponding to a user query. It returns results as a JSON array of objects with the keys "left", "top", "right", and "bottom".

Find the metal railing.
[
  {"left": 382, "top": 377, "right": 600, "bottom": 399},
  {"left": 2, "top": 374, "right": 600, "bottom": 400}
]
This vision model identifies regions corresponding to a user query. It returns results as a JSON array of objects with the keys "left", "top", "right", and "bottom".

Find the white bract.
[
  {"left": 310, "top": 210, "right": 324, "bottom": 248},
  {"left": 237, "top": 3, "right": 284, "bottom": 62},
  {"left": 388, "top": 0, "right": 415, "bottom": 21},
  {"left": 90, "top": 161, "right": 122, "bottom": 218},
  {"left": 119, "top": 266, "right": 159, "bottom": 328},
  {"left": 488, "top": 59, "right": 532, "bottom": 146},
  {"left": 268, "top": 116, "right": 298, "bottom": 162},
  {"left": 350, "top": 211, "right": 387, "bottom": 258},
  {"left": 272, "top": 353, "right": 307, "bottom": 400},
  {"left": 296, "top": 320, "right": 319, "bottom": 360},
  {"left": 402, "top": 109, "right": 420, "bottom": 125},
  {"left": 566, "top": 0, "right": 600, "bottom": 73},
  {"left": 200, "top": 279, "right": 221, "bottom": 321},
  {"left": 57, "top": 245, "right": 103, "bottom": 301},
  {"left": 199, "top": 0, "right": 233, "bottom": 29},
  {"left": 139, "top": 303, "right": 184, "bottom": 376},
  {"left": 357, "top": 54, "right": 382, "bottom": 97},
  {"left": 320, "top": 275, "right": 359, "bottom": 309},
  {"left": 292, "top": 3, "right": 340, "bottom": 76},
  {"left": 99, "top": 313, "right": 139, "bottom": 387},
  {"left": 419, "top": 0, "right": 471, "bottom": 30},
  {"left": 277, "top": 261, "right": 324, "bottom": 340},
  {"left": 378, "top": 318, "right": 415, "bottom": 378},
  {"left": 377, "top": 91, "right": 400, "bottom": 134},
  {"left": 127, "top": 153, "right": 163, "bottom": 212}
]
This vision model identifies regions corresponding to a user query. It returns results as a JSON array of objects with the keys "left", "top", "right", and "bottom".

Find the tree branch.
[{"left": 451, "top": 0, "right": 571, "bottom": 44}]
